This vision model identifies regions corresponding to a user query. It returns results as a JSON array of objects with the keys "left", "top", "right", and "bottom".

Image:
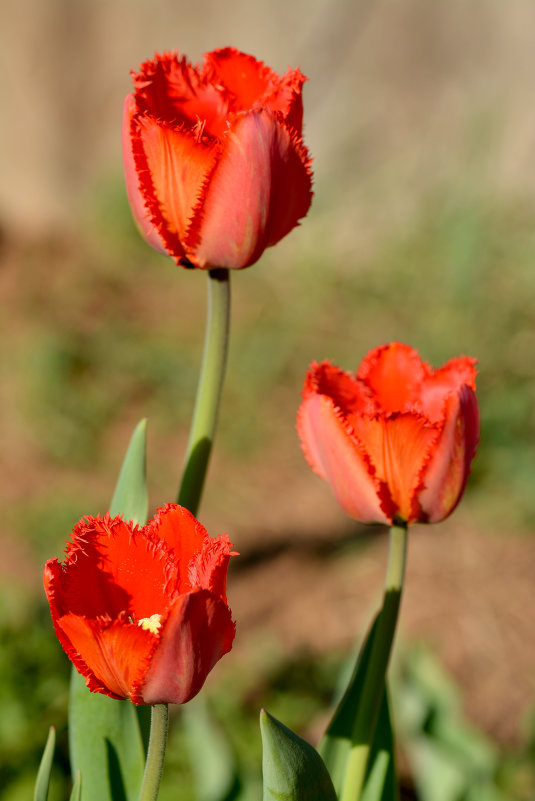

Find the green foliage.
[
  {"left": 395, "top": 645, "right": 534, "bottom": 801},
  {"left": 34, "top": 727, "right": 55, "bottom": 801},
  {"left": 109, "top": 418, "right": 149, "bottom": 525},
  {"left": 182, "top": 697, "right": 241, "bottom": 801},
  {"left": 260, "top": 709, "right": 337, "bottom": 801},
  {"left": 320, "top": 617, "right": 397, "bottom": 801},
  {"left": 68, "top": 421, "right": 148, "bottom": 801}
]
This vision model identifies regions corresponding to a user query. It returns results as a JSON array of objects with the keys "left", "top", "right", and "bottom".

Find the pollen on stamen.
[{"left": 138, "top": 614, "right": 163, "bottom": 634}]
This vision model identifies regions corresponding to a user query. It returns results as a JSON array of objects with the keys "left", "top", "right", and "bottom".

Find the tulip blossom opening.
[
  {"left": 122, "top": 47, "right": 313, "bottom": 270},
  {"left": 297, "top": 342, "right": 479, "bottom": 526},
  {"left": 44, "top": 504, "right": 237, "bottom": 705}
]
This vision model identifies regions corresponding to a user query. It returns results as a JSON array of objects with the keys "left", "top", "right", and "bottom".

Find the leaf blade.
[
  {"left": 261, "top": 709, "right": 337, "bottom": 801},
  {"left": 34, "top": 726, "right": 56, "bottom": 801},
  {"left": 320, "top": 614, "right": 398, "bottom": 801},
  {"left": 68, "top": 419, "right": 149, "bottom": 801}
]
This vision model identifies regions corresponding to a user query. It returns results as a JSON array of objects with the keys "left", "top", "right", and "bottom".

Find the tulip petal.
[
  {"left": 204, "top": 48, "right": 306, "bottom": 132},
  {"left": 45, "top": 515, "right": 177, "bottom": 622},
  {"left": 298, "top": 393, "right": 388, "bottom": 524},
  {"left": 58, "top": 614, "right": 157, "bottom": 701},
  {"left": 420, "top": 356, "right": 477, "bottom": 422},
  {"left": 350, "top": 414, "right": 441, "bottom": 522},
  {"left": 187, "top": 110, "right": 312, "bottom": 269},
  {"left": 139, "top": 590, "right": 235, "bottom": 705},
  {"left": 132, "top": 53, "right": 231, "bottom": 138},
  {"left": 130, "top": 113, "right": 219, "bottom": 263},
  {"left": 146, "top": 503, "right": 209, "bottom": 590},
  {"left": 188, "top": 534, "right": 236, "bottom": 602},
  {"left": 122, "top": 95, "right": 168, "bottom": 256},
  {"left": 306, "top": 361, "right": 374, "bottom": 415},
  {"left": 417, "top": 385, "right": 480, "bottom": 522},
  {"left": 357, "top": 343, "right": 429, "bottom": 413},
  {"left": 203, "top": 48, "right": 273, "bottom": 111}
]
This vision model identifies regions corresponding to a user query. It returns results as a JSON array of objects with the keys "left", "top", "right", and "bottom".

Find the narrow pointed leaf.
[
  {"left": 260, "top": 709, "right": 337, "bottom": 801},
  {"left": 34, "top": 726, "right": 56, "bottom": 801},
  {"left": 320, "top": 615, "right": 398, "bottom": 800},
  {"left": 109, "top": 417, "right": 149, "bottom": 524},
  {"left": 68, "top": 419, "right": 149, "bottom": 801},
  {"left": 70, "top": 771, "right": 82, "bottom": 801}
]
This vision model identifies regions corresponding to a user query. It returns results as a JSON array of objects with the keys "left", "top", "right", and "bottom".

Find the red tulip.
[
  {"left": 44, "top": 504, "right": 237, "bottom": 705},
  {"left": 297, "top": 343, "right": 479, "bottom": 526},
  {"left": 122, "top": 47, "right": 313, "bottom": 270}
]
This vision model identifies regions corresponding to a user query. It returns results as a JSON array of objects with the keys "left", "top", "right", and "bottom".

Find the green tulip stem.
[
  {"left": 138, "top": 270, "right": 230, "bottom": 800},
  {"left": 177, "top": 268, "right": 231, "bottom": 516},
  {"left": 137, "top": 704, "right": 169, "bottom": 801},
  {"left": 341, "top": 523, "right": 408, "bottom": 801}
]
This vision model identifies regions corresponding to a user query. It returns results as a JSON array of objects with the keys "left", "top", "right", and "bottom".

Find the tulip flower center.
[{"left": 137, "top": 614, "right": 163, "bottom": 634}]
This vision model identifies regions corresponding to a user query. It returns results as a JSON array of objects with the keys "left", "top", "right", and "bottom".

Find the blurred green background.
[{"left": 1, "top": 0, "right": 535, "bottom": 798}]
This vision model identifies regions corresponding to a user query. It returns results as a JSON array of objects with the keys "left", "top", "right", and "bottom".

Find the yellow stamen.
[{"left": 137, "top": 614, "right": 162, "bottom": 634}]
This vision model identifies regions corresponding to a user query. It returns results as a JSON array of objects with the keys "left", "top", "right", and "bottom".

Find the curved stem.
[
  {"left": 341, "top": 524, "right": 408, "bottom": 801},
  {"left": 137, "top": 704, "right": 169, "bottom": 801},
  {"left": 177, "top": 268, "right": 231, "bottom": 516}
]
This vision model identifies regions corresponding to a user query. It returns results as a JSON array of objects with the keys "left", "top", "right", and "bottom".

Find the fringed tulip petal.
[
  {"left": 146, "top": 503, "right": 212, "bottom": 591},
  {"left": 44, "top": 504, "right": 237, "bottom": 705},
  {"left": 45, "top": 514, "right": 177, "bottom": 621},
  {"left": 417, "top": 385, "right": 480, "bottom": 522},
  {"left": 122, "top": 49, "right": 312, "bottom": 269},
  {"left": 122, "top": 95, "right": 169, "bottom": 256},
  {"left": 349, "top": 414, "right": 440, "bottom": 523},
  {"left": 57, "top": 614, "right": 157, "bottom": 701},
  {"left": 298, "top": 343, "right": 479, "bottom": 526},
  {"left": 202, "top": 48, "right": 274, "bottom": 112},
  {"left": 187, "top": 109, "right": 312, "bottom": 270},
  {"left": 357, "top": 342, "right": 429, "bottom": 413},
  {"left": 420, "top": 356, "right": 477, "bottom": 422},
  {"left": 297, "top": 392, "right": 389, "bottom": 525},
  {"left": 129, "top": 113, "right": 219, "bottom": 263},
  {"left": 139, "top": 590, "right": 235, "bottom": 705},
  {"left": 203, "top": 47, "right": 306, "bottom": 133}
]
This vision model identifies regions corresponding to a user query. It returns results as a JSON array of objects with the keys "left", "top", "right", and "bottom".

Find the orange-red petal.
[
  {"left": 45, "top": 514, "right": 177, "bottom": 622},
  {"left": 357, "top": 343, "right": 429, "bottom": 413},
  {"left": 349, "top": 413, "right": 441, "bottom": 523},
  {"left": 139, "top": 590, "right": 236, "bottom": 705},
  {"left": 122, "top": 95, "right": 168, "bottom": 256},
  {"left": 417, "top": 385, "right": 479, "bottom": 521},
  {"left": 297, "top": 392, "right": 388, "bottom": 524},
  {"left": 202, "top": 48, "right": 274, "bottom": 112},
  {"left": 187, "top": 109, "right": 312, "bottom": 269},
  {"left": 203, "top": 47, "right": 306, "bottom": 133},
  {"left": 129, "top": 112, "right": 219, "bottom": 263},
  {"left": 146, "top": 503, "right": 209, "bottom": 591},
  {"left": 131, "top": 53, "right": 231, "bottom": 138},
  {"left": 420, "top": 356, "right": 477, "bottom": 422},
  {"left": 57, "top": 613, "right": 157, "bottom": 701}
]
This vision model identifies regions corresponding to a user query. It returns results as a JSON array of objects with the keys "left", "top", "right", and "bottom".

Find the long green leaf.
[
  {"left": 68, "top": 419, "right": 149, "bottom": 801},
  {"left": 183, "top": 696, "right": 241, "bottom": 801},
  {"left": 34, "top": 726, "right": 56, "bottom": 801},
  {"left": 320, "top": 615, "right": 398, "bottom": 800},
  {"left": 260, "top": 709, "right": 337, "bottom": 801},
  {"left": 109, "top": 418, "right": 149, "bottom": 524},
  {"left": 361, "top": 692, "right": 398, "bottom": 801},
  {"left": 70, "top": 771, "right": 82, "bottom": 801}
]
